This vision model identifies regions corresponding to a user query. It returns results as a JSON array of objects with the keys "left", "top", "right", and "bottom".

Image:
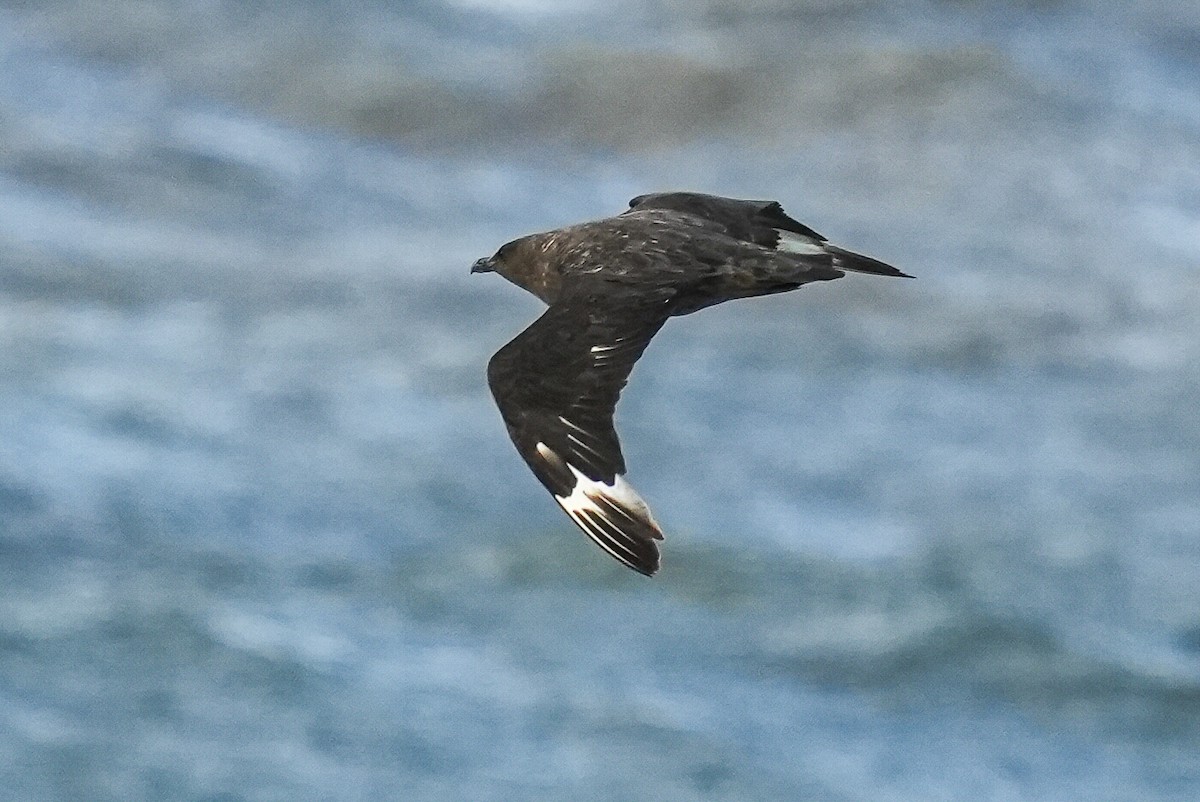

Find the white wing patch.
[
  {"left": 776, "top": 230, "right": 827, "bottom": 256},
  {"left": 552, "top": 462, "right": 663, "bottom": 572},
  {"left": 589, "top": 342, "right": 626, "bottom": 366}
]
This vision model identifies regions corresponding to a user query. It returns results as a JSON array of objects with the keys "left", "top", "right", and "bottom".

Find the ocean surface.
[{"left": 1, "top": 1, "right": 1198, "bottom": 799}]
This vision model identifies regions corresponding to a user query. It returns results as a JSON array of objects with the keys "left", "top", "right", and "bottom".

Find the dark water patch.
[
  {"left": 97, "top": 606, "right": 227, "bottom": 666},
  {"left": 6, "top": 145, "right": 280, "bottom": 230},
  {"left": 0, "top": 252, "right": 364, "bottom": 311},
  {"left": 0, "top": 254, "right": 168, "bottom": 309},
  {"left": 189, "top": 550, "right": 267, "bottom": 594},
  {"left": 1178, "top": 625, "right": 1200, "bottom": 654},
  {"left": 142, "top": 143, "right": 285, "bottom": 204},
  {"left": 294, "top": 559, "right": 360, "bottom": 592},
  {"left": 100, "top": 405, "right": 186, "bottom": 446},
  {"left": 0, "top": 476, "right": 43, "bottom": 515},
  {"left": 8, "top": 151, "right": 120, "bottom": 201}
]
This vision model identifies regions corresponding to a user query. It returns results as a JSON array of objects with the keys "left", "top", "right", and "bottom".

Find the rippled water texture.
[{"left": 1, "top": 2, "right": 1199, "bottom": 799}]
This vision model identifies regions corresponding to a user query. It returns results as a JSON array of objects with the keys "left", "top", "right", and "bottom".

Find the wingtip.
[
  {"left": 826, "top": 244, "right": 912, "bottom": 279},
  {"left": 554, "top": 467, "right": 666, "bottom": 576},
  {"left": 632, "top": 560, "right": 660, "bottom": 578},
  {"left": 619, "top": 545, "right": 661, "bottom": 577}
]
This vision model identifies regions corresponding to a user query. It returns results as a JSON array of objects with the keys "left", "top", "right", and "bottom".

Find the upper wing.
[
  {"left": 626, "top": 192, "right": 912, "bottom": 279},
  {"left": 627, "top": 191, "right": 828, "bottom": 243},
  {"left": 487, "top": 280, "right": 674, "bottom": 575}
]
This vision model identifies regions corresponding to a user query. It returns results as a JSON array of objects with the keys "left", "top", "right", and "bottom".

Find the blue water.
[{"left": 1, "top": 2, "right": 1198, "bottom": 799}]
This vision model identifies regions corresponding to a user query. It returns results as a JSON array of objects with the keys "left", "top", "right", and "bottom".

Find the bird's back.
[{"left": 539, "top": 206, "right": 842, "bottom": 315}]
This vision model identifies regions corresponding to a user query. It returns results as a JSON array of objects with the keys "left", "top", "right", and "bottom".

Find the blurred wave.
[{"left": 7, "top": 0, "right": 1165, "bottom": 154}]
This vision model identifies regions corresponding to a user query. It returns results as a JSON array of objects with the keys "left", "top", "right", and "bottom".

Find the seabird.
[{"left": 473, "top": 192, "right": 910, "bottom": 576}]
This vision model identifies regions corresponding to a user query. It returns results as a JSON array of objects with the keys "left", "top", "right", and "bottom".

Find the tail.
[{"left": 827, "top": 244, "right": 913, "bottom": 279}]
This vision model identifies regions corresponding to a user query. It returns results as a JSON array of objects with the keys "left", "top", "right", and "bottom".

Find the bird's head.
[
  {"left": 470, "top": 237, "right": 521, "bottom": 276},
  {"left": 471, "top": 233, "right": 564, "bottom": 304}
]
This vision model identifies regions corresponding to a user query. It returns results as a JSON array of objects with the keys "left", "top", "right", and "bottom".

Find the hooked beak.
[{"left": 470, "top": 257, "right": 494, "bottom": 274}]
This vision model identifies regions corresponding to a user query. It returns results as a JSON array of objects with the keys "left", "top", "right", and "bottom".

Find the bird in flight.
[{"left": 473, "top": 192, "right": 910, "bottom": 576}]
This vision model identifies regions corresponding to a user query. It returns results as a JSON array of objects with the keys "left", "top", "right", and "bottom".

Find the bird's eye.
[{"left": 496, "top": 240, "right": 518, "bottom": 260}]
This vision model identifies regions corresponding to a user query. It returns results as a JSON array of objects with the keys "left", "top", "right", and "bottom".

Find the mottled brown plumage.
[{"left": 473, "top": 192, "right": 910, "bottom": 575}]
